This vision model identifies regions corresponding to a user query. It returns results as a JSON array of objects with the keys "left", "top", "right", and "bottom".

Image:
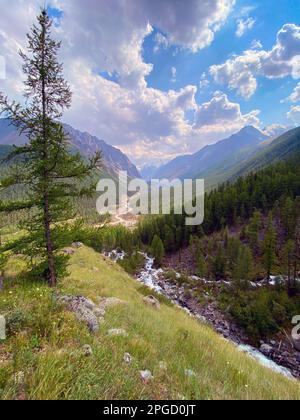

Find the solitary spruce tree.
[{"left": 0, "top": 10, "right": 101, "bottom": 286}]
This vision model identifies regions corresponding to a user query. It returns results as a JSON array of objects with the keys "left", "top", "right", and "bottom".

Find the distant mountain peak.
[
  {"left": 0, "top": 118, "right": 140, "bottom": 179},
  {"left": 152, "top": 125, "right": 269, "bottom": 182}
]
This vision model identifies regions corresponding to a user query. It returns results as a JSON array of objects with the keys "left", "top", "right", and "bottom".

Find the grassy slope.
[{"left": 0, "top": 246, "right": 299, "bottom": 400}]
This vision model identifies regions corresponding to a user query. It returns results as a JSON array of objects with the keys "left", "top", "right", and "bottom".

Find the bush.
[
  {"left": 6, "top": 309, "right": 29, "bottom": 336},
  {"left": 220, "top": 288, "right": 300, "bottom": 342},
  {"left": 118, "top": 252, "right": 145, "bottom": 275}
]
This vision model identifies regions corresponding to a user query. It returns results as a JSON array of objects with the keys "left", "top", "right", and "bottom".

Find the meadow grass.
[{"left": 0, "top": 246, "right": 299, "bottom": 400}]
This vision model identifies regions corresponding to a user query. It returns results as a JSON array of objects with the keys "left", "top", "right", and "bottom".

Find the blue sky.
[
  {"left": 1, "top": 0, "right": 300, "bottom": 166},
  {"left": 144, "top": 0, "right": 300, "bottom": 128}
]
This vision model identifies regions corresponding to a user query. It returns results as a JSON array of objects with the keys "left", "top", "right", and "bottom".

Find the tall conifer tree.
[{"left": 0, "top": 10, "right": 101, "bottom": 286}]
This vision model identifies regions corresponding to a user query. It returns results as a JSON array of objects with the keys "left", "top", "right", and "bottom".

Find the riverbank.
[{"left": 129, "top": 253, "right": 300, "bottom": 380}]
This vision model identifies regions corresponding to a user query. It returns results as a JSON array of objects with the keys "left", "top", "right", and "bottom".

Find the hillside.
[
  {"left": 0, "top": 245, "right": 299, "bottom": 400},
  {"left": 153, "top": 126, "right": 268, "bottom": 183},
  {"left": 0, "top": 119, "right": 140, "bottom": 179},
  {"left": 229, "top": 126, "right": 300, "bottom": 181}
]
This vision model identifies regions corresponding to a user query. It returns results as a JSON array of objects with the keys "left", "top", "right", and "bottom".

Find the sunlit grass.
[{"left": 0, "top": 246, "right": 299, "bottom": 400}]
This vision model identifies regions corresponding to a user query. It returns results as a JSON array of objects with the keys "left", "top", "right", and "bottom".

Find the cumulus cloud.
[
  {"left": 263, "top": 124, "right": 288, "bottom": 137},
  {"left": 210, "top": 23, "right": 300, "bottom": 98},
  {"left": 287, "top": 105, "right": 300, "bottom": 123},
  {"left": 285, "top": 82, "right": 300, "bottom": 103},
  {"left": 235, "top": 17, "right": 256, "bottom": 38},
  {"left": 1, "top": 0, "right": 259, "bottom": 164},
  {"left": 194, "top": 91, "right": 260, "bottom": 129}
]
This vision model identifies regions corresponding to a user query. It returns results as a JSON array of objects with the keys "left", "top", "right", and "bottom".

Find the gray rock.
[
  {"left": 140, "top": 370, "right": 153, "bottom": 382},
  {"left": 260, "top": 344, "right": 273, "bottom": 355},
  {"left": 123, "top": 353, "right": 132, "bottom": 364},
  {"left": 63, "top": 248, "right": 75, "bottom": 255},
  {"left": 82, "top": 344, "right": 93, "bottom": 357},
  {"left": 98, "top": 297, "right": 125, "bottom": 310},
  {"left": 108, "top": 328, "right": 128, "bottom": 337},
  {"left": 143, "top": 295, "right": 160, "bottom": 309},
  {"left": 185, "top": 369, "right": 196, "bottom": 377},
  {"left": 72, "top": 242, "right": 83, "bottom": 248},
  {"left": 57, "top": 295, "right": 99, "bottom": 333}
]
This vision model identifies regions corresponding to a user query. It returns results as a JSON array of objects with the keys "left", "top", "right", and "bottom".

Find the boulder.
[
  {"left": 57, "top": 295, "right": 126, "bottom": 334},
  {"left": 82, "top": 344, "right": 93, "bottom": 357},
  {"left": 140, "top": 370, "right": 153, "bottom": 383},
  {"left": 143, "top": 295, "right": 160, "bottom": 309},
  {"left": 57, "top": 295, "right": 99, "bottom": 333},
  {"left": 123, "top": 353, "right": 132, "bottom": 364},
  {"left": 72, "top": 242, "right": 83, "bottom": 248},
  {"left": 260, "top": 344, "right": 273, "bottom": 355},
  {"left": 107, "top": 328, "right": 128, "bottom": 337}
]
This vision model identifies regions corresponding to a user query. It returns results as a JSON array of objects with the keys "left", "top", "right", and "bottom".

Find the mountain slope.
[
  {"left": 0, "top": 119, "right": 140, "bottom": 179},
  {"left": 0, "top": 244, "right": 299, "bottom": 400},
  {"left": 153, "top": 126, "right": 268, "bottom": 182},
  {"left": 230, "top": 126, "right": 300, "bottom": 181}
]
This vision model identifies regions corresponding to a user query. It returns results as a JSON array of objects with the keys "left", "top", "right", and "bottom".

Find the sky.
[{"left": 1, "top": 0, "right": 300, "bottom": 168}]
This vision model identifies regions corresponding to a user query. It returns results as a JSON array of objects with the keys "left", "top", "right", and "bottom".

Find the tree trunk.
[
  {"left": 44, "top": 193, "right": 56, "bottom": 287},
  {"left": 40, "top": 18, "right": 56, "bottom": 288}
]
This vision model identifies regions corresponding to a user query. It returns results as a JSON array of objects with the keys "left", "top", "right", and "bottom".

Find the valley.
[{"left": 1, "top": 4, "right": 300, "bottom": 401}]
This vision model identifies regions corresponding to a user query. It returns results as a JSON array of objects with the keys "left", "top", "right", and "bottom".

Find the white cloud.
[
  {"left": 263, "top": 124, "right": 288, "bottom": 137},
  {"left": 285, "top": 81, "right": 300, "bottom": 103},
  {"left": 171, "top": 67, "right": 177, "bottom": 83},
  {"left": 194, "top": 91, "right": 260, "bottom": 129},
  {"left": 153, "top": 32, "right": 169, "bottom": 53},
  {"left": 1, "top": 0, "right": 257, "bottom": 165},
  {"left": 250, "top": 39, "right": 263, "bottom": 50},
  {"left": 199, "top": 72, "right": 210, "bottom": 89},
  {"left": 287, "top": 105, "right": 300, "bottom": 123},
  {"left": 210, "top": 23, "right": 300, "bottom": 98},
  {"left": 235, "top": 17, "right": 256, "bottom": 38}
]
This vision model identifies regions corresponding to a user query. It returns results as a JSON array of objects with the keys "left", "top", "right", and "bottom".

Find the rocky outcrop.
[
  {"left": 57, "top": 295, "right": 100, "bottom": 333},
  {"left": 57, "top": 295, "right": 126, "bottom": 333}
]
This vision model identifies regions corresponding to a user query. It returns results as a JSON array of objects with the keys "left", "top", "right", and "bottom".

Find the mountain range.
[
  {"left": 152, "top": 126, "right": 268, "bottom": 184},
  {"left": 148, "top": 125, "right": 300, "bottom": 190},
  {"left": 0, "top": 119, "right": 140, "bottom": 179}
]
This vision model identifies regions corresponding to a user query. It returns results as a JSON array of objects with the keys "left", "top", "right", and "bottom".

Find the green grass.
[{"left": 0, "top": 246, "right": 299, "bottom": 400}]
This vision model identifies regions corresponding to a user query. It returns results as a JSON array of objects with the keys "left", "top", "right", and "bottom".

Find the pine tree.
[
  {"left": 262, "top": 212, "right": 277, "bottom": 281},
  {"left": 281, "top": 197, "right": 295, "bottom": 240},
  {"left": 293, "top": 198, "right": 300, "bottom": 285},
  {"left": 283, "top": 239, "right": 295, "bottom": 292},
  {"left": 0, "top": 10, "right": 101, "bottom": 286},
  {"left": 213, "top": 247, "right": 226, "bottom": 281},
  {"left": 233, "top": 245, "right": 253, "bottom": 289},
  {"left": 197, "top": 253, "right": 207, "bottom": 278},
  {"left": 226, "top": 236, "right": 241, "bottom": 274},
  {"left": 246, "top": 210, "right": 262, "bottom": 253},
  {"left": 151, "top": 235, "right": 165, "bottom": 267}
]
